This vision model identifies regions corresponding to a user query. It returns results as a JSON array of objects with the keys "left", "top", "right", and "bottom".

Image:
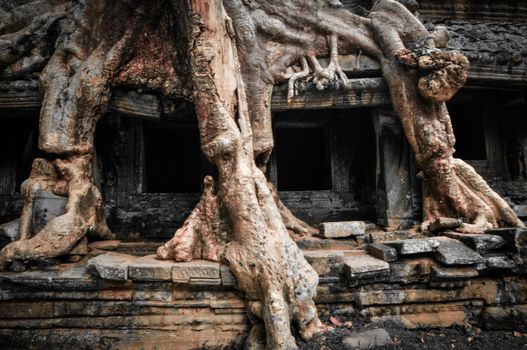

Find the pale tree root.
[
  {"left": 0, "top": 154, "right": 112, "bottom": 270},
  {"left": 156, "top": 178, "right": 319, "bottom": 263},
  {"left": 222, "top": 168, "right": 322, "bottom": 349},
  {"left": 421, "top": 157, "right": 525, "bottom": 233},
  {"left": 156, "top": 176, "right": 226, "bottom": 262},
  {"left": 268, "top": 182, "right": 319, "bottom": 237}
]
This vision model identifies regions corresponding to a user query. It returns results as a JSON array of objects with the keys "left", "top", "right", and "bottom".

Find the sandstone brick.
[
  {"left": 444, "top": 231, "right": 505, "bottom": 254},
  {"left": 384, "top": 239, "right": 440, "bottom": 255},
  {"left": 318, "top": 221, "right": 366, "bottom": 238},
  {"left": 128, "top": 255, "right": 175, "bottom": 281},
  {"left": 172, "top": 260, "right": 220, "bottom": 283},
  {"left": 366, "top": 243, "right": 397, "bottom": 262},
  {"left": 87, "top": 252, "right": 138, "bottom": 281},
  {"left": 342, "top": 254, "right": 389, "bottom": 281}
]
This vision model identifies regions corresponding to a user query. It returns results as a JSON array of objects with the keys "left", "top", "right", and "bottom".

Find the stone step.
[
  {"left": 444, "top": 231, "right": 505, "bottom": 254},
  {"left": 318, "top": 221, "right": 367, "bottom": 238},
  {"left": 342, "top": 254, "right": 390, "bottom": 281}
]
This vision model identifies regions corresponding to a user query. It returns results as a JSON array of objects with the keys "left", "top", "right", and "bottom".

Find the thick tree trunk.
[{"left": 171, "top": 2, "right": 321, "bottom": 348}]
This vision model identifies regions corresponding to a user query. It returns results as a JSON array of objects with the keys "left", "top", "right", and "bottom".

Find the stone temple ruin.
[{"left": 0, "top": 0, "right": 526, "bottom": 349}]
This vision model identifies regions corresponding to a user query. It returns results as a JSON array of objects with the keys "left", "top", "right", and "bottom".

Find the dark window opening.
[
  {"left": 275, "top": 127, "right": 332, "bottom": 191},
  {"left": 0, "top": 116, "right": 41, "bottom": 194},
  {"left": 144, "top": 122, "right": 202, "bottom": 193},
  {"left": 449, "top": 104, "right": 487, "bottom": 160}
]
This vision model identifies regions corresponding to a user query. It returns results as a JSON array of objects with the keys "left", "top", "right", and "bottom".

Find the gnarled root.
[
  {"left": 285, "top": 33, "right": 349, "bottom": 101},
  {"left": 157, "top": 176, "right": 226, "bottom": 262},
  {"left": 0, "top": 154, "right": 112, "bottom": 270},
  {"left": 421, "top": 157, "right": 525, "bottom": 233},
  {"left": 268, "top": 182, "right": 319, "bottom": 237}
]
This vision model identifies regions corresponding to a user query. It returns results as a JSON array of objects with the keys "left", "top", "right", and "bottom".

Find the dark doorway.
[
  {"left": 144, "top": 122, "right": 202, "bottom": 193},
  {"left": 0, "top": 116, "right": 40, "bottom": 194},
  {"left": 275, "top": 127, "right": 332, "bottom": 191},
  {"left": 449, "top": 104, "right": 487, "bottom": 160}
]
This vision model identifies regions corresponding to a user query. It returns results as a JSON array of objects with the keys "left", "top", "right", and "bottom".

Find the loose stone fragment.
[
  {"left": 384, "top": 239, "right": 440, "bottom": 255},
  {"left": 434, "top": 238, "right": 484, "bottom": 265},
  {"left": 366, "top": 243, "right": 397, "bottom": 262},
  {"left": 128, "top": 254, "right": 175, "bottom": 281},
  {"left": 430, "top": 265, "right": 478, "bottom": 280},
  {"left": 444, "top": 231, "right": 505, "bottom": 254},
  {"left": 87, "top": 252, "right": 138, "bottom": 281},
  {"left": 342, "top": 329, "right": 394, "bottom": 349},
  {"left": 318, "top": 221, "right": 366, "bottom": 238},
  {"left": 428, "top": 217, "right": 461, "bottom": 233},
  {"left": 172, "top": 260, "right": 220, "bottom": 283},
  {"left": 342, "top": 254, "right": 390, "bottom": 281}
]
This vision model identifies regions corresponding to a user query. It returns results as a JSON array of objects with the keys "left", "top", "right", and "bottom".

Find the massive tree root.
[
  {"left": 367, "top": 0, "right": 524, "bottom": 232},
  {"left": 158, "top": 2, "right": 322, "bottom": 348},
  {"left": 0, "top": 155, "right": 111, "bottom": 269},
  {"left": 0, "top": 0, "right": 149, "bottom": 269}
]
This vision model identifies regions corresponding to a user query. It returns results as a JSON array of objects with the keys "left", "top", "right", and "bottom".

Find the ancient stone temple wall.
[{"left": 1, "top": 228, "right": 526, "bottom": 349}]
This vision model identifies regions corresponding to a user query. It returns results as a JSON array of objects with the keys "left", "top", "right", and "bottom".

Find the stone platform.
[{"left": 1, "top": 228, "right": 527, "bottom": 349}]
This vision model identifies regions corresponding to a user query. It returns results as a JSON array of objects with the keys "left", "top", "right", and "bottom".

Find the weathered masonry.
[{"left": 1, "top": 0, "right": 526, "bottom": 242}]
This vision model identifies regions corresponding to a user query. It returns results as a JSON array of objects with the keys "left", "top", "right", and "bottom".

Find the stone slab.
[
  {"left": 444, "top": 231, "right": 505, "bottom": 254},
  {"left": 366, "top": 243, "right": 397, "bottom": 262},
  {"left": 434, "top": 238, "right": 485, "bottom": 265},
  {"left": 486, "top": 255, "right": 518, "bottom": 270},
  {"left": 172, "top": 260, "right": 220, "bottom": 283},
  {"left": 431, "top": 265, "right": 478, "bottom": 280},
  {"left": 429, "top": 217, "right": 461, "bottom": 233},
  {"left": 342, "top": 329, "right": 394, "bottom": 349},
  {"left": 384, "top": 239, "right": 440, "bottom": 255},
  {"left": 87, "top": 252, "right": 138, "bottom": 281},
  {"left": 32, "top": 190, "right": 67, "bottom": 234},
  {"left": 342, "top": 254, "right": 390, "bottom": 281},
  {"left": 128, "top": 255, "right": 175, "bottom": 281},
  {"left": 318, "top": 221, "right": 366, "bottom": 238}
]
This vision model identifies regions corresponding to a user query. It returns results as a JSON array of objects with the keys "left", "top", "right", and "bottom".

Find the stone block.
[
  {"left": 485, "top": 254, "right": 517, "bottom": 270},
  {"left": 172, "top": 260, "right": 220, "bottom": 283},
  {"left": 434, "top": 238, "right": 484, "bottom": 265},
  {"left": 366, "top": 243, "right": 397, "bottom": 262},
  {"left": 87, "top": 252, "right": 138, "bottom": 281},
  {"left": 342, "top": 329, "right": 394, "bottom": 349},
  {"left": 384, "top": 239, "right": 439, "bottom": 255},
  {"left": 128, "top": 255, "right": 175, "bottom": 281},
  {"left": 357, "top": 290, "right": 404, "bottom": 307},
  {"left": 429, "top": 217, "right": 461, "bottom": 233},
  {"left": 318, "top": 221, "right": 366, "bottom": 238},
  {"left": 342, "top": 254, "right": 390, "bottom": 281},
  {"left": 189, "top": 278, "right": 221, "bottom": 285},
  {"left": 389, "top": 258, "right": 436, "bottom": 283},
  {"left": 32, "top": 190, "right": 67, "bottom": 234},
  {"left": 430, "top": 265, "right": 478, "bottom": 280},
  {"left": 220, "top": 265, "right": 237, "bottom": 286},
  {"left": 444, "top": 231, "right": 505, "bottom": 254}
]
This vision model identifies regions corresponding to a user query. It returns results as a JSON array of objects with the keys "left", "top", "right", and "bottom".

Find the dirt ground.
[{"left": 295, "top": 307, "right": 527, "bottom": 350}]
